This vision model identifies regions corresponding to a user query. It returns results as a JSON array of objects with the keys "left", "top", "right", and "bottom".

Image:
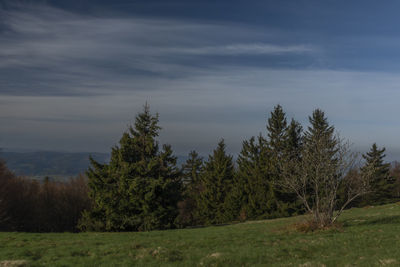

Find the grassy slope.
[{"left": 1, "top": 203, "right": 400, "bottom": 266}]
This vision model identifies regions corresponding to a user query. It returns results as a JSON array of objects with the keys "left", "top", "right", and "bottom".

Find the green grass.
[{"left": 2, "top": 203, "right": 400, "bottom": 266}]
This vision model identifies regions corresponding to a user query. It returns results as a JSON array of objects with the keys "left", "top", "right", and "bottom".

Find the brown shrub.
[{"left": 293, "top": 219, "right": 343, "bottom": 233}]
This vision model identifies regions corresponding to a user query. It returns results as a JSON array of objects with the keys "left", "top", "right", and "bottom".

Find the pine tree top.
[
  {"left": 203, "top": 139, "right": 234, "bottom": 179},
  {"left": 267, "top": 104, "right": 288, "bottom": 153},
  {"left": 207, "top": 140, "right": 233, "bottom": 164},
  {"left": 182, "top": 150, "right": 203, "bottom": 184},
  {"left": 285, "top": 118, "right": 303, "bottom": 158},
  {"left": 305, "top": 109, "right": 336, "bottom": 146},
  {"left": 131, "top": 103, "right": 161, "bottom": 139},
  {"left": 362, "top": 143, "right": 390, "bottom": 169},
  {"left": 307, "top": 109, "right": 334, "bottom": 136}
]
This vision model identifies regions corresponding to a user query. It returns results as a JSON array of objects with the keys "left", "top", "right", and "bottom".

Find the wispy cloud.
[
  {"left": 2, "top": 3, "right": 400, "bottom": 158},
  {"left": 0, "top": 4, "right": 317, "bottom": 96},
  {"left": 174, "top": 44, "right": 313, "bottom": 55},
  {"left": 2, "top": 67, "right": 400, "bottom": 154}
]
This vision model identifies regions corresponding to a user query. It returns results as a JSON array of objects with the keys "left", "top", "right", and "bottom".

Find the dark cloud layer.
[
  {"left": 1, "top": 1, "right": 400, "bottom": 158},
  {"left": 0, "top": 4, "right": 316, "bottom": 97}
]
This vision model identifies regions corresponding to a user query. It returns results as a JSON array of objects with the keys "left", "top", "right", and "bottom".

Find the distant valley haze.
[
  {"left": 2, "top": 0, "right": 400, "bottom": 165},
  {"left": 0, "top": 149, "right": 188, "bottom": 178}
]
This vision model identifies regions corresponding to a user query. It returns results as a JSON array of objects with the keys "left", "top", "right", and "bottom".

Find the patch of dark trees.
[
  {"left": 0, "top": 166, "right": 90, "bottom": 232},
  {"left": 1, "top": 104, "right": 400, "bottom": 232}
]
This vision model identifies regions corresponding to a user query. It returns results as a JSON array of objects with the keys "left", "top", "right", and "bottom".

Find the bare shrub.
[{"left": 279, "top": 110, "right": 372, "bottom": 228}]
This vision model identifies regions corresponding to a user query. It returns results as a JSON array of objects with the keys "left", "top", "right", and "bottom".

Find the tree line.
[
  {"left": 0, "top": 104, "right": 399, "bottom": 232},
  {"left": 79, "top": 104, "right": 399, "bottom": 231},
  {"left": 0, "top": 165, "right": 90, "bottom": 232}
]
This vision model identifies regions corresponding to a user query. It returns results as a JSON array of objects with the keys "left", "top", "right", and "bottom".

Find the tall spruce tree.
[
  {"left": 282, "top": 118, "right": 304, "bottom": 214},
  {"left": 176, "top": 151, "right": 203, "bottom": 226},
  {"left": 391, "top": 162, "right": 400, "bottom": 198},
  {"left": 182, "top": 151, "right": 203, "bottom": 185},
  {"left": 359, "top": 143, "right": 394, "bottom": 206},
  {"left": 266, "top": 105, "right": 300, "bottom": 215},
  {"left": 234, "top": 135, "right": 278, "bottom": 219},
  {"left": 197, "top": 140, "right": 235, "bottom": 225},
  {"left": 285, "top": 118, "right": 303, "bottom": 160},
  {"left": 80, "top": 104, "right": 182, "bottom": 231},
  {"left": 267, "top": 104, "right": 288, "bottom": 156}
]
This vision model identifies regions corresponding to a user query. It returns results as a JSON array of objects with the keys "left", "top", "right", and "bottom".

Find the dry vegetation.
[{"left": 0, "top": 160, "right": 90, "bottom": 232}]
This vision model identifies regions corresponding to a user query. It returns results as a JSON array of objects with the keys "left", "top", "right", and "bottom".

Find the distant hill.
[
  {"left": 0, "top": 151, "right": 110, "bottom": 180},
  {"left": 0, "top": 150, "right": 188, "bottom": 181}
]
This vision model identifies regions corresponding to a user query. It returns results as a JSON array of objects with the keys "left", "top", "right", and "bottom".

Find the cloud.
[
  {"left": 2, "top": 3, "right": 400, "bottom": 158},
  {"left": 168, "top": 44, "right": 313, "bottom": 55},
  {"left": 0, "top": 4, "right": 317, "bottom": 97},
  {"left": 2, "top": 67, "right": 400, "bottom": 155}
]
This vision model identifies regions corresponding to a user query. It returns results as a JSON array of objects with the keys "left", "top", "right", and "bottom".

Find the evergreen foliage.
[
  {"left": 80, "top": 104, "right": 182, "bottom": 231},
  {"left": 4, "top": 103, "right": 400, "bottom": 232},
  {"left": 285, "top": 118, "right": 303, "bottom": 159},
  {"left": 359, "top": 143, "right": 394, "bottom": 206},
  {"left": 267, "top": 104, "right": 288, "bottom": 156},
  {"left": 234, "top": 135, "right": 278, "bottom": 219},
  {"left": 336, "top": 167, "right": 363, "bottom": 209},
  {"left": 197, "top": 140, "right": 235, "bottom": 224},
  {"left": 182, "top": 151, "right": 203, "bottom": 185},
  {"left": 304, "top": 109, "right": 335, "bottom": 147},
  {"left": 391, "top": 162, "right": 400, "bottom": 199},
  {"left": 266, "top": 105, "right": 301, "bottom": 216},
  {"left": 230, "top": 108, "right": 304, "bottom": 221},
  {"left": 281, "top": 118, "right": 304, "bottom": 214},
  {"left": 176, "top": 151, "right": 203, "bottom": 226}
]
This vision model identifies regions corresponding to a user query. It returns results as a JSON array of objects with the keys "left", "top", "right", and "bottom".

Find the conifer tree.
[
  {"left": 285, "top": 118, "right": 303, "bottom": 160},
  {"left": 197, "top": 140, "right": 235, "bottom": 225},
  {"left": 80, "top": 104, "right": 182, "bottom": 231},
  {"left": 359, "top": 143, "right": 394, "bottom": 205},
  {"left": 176, "top": 151, "right": 203, "bottom": 226},
  {"left": 267, "top": 104, "right": 288, "bottom": 156},
  {"left": 266, "top": 105, "right": 301, "bottom": 215},
  {"left": 182, "top": 151, "right": 203, "bottom": 185},
  {"left": 234, "top": 135, "right": 277, "bottom": 219},
  {"left": 282, "top": 118, "right": 304, "bottom": 214},
  {"left": 391, "top": 162, "right": 400, "bottom": 198}
]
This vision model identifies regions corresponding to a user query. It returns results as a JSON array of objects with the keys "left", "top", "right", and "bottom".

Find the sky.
[{"left": 1, "top": 0, "right": 400, "bottom": 159}]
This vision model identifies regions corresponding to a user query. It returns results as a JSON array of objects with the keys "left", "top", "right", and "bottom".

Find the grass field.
[{"left": 1, "top": 203, "right": 400, "bottom": 266}]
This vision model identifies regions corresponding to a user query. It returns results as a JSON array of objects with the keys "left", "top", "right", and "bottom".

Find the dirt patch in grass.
[
  {"left": 134, "top": 247, "right": 183, "bottom": 262},
  {"left": 208, "top": 252, "right": 222, "bottom": 258},
  {"left": 379, "top": 259, "right": 397, "bottom": 266},
  {"left": 199, "top": 252, "right": 230, "bottom": 266}
]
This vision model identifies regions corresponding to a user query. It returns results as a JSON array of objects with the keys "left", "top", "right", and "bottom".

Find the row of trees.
[
  {"left": 0, "top": 104, "right": 397, "bottom": 232},
  {"left": 178, "top": 109, "right": 397, "bottom": 228},
  {"left": 0, "top": 162, "right": 90, "bottom": 232},
  {"left": 80, "top": 104, "right": 399, "bottom": 231}
]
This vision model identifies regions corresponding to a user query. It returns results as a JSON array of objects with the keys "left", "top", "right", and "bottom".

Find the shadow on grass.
[{"left": 343, "top": 215, "right": 400, "bottom": 227}]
